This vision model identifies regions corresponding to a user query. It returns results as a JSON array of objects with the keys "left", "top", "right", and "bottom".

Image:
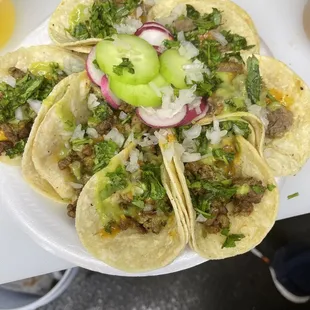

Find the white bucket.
[{"left": 0, "top": 268, "right": 78, "bottom": 310}]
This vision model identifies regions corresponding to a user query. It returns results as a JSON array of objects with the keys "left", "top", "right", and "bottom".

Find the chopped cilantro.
[
  {"left": 0, "top": 66, "right": 65, "bottom": 123},
  {"left": 132, "top": 199, "right": 145, "bottom": 209},
  {"left": 5, "top": 140, "right": 26, "bottom": 158},
  {"left": 251, "top": 185, "right": 266, "bottom": 194},
  {"left": 221, "top": 30, "right": 255, "bottom": 52},
  {"left": 193, "top": 8, "right": 222, "bottom": 30},
  {"left": 186, "top": 4, "right": 200, "bottom": 20},
  {"left": 104, "top": 166, "right": 128, "bottom": 196},
  {"left": 212, "top": 148, "right": 235, "bottom": 164},
  {"left": 267, "top": 184, "right": 276, "bottom": 191},
  {"left": 93, "top": 140, "right": 120, "bottom": 173},
  {"left": 163, "top": 40, "right": 180, "bottom": 49},
  {"left": 222, "top": 233, "right": 245, "bottom": 248},
  {"left": 288, "top": 192, "right": 299, "bottom": 200},
  {"left": 195, "top": 208, "right": 213, "bottom": 218},
  {"left": 221, "top": 227, "right": 230, "bottom": 237},
  {"left": 113, "top": 58, "right": 135, "bottom": 76},
  {"left": 71, "top": 138, "right": 93, "bottom": 152},
  {"left": 67, "top": 0, "right": 141, "bottom": 40},
  {"left": 246, "top": 56, "right": 262, "bottom": 105},
  {"left": 142, "top": 170, "right": 166, "bottom": 200}
]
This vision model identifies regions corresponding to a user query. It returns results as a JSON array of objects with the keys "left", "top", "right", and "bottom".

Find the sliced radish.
[
  {"left": 137, "top": 106, "right": 187, "bottom": 128},
  {"left": 138, "top": 22, "right": 173, "bottom": 35},
  {"left": 100, "top": 76, "right": 121, "bottom": 110},
  {"left": 87, "top": 47, "right": 105, "bottom": 86},
  {"left": 179, "top": 100, "right": 209, "bottom": 126},
  {"left": 135, "top": 26, "right": 173, "bottom": 46}
]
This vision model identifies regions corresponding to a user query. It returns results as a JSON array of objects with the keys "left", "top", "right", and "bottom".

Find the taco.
[
  {"left": 31, "top": 71, "right": 148, "bottom": 212},
  {"left": 76, "top": 142, "right": 188, "bottom": 272},
  {"left": 49, "top": 0, "right": 152, "bottom": 51},
  {"left": 148, "top": 0, "right": 259, "bottom": 53},
  {"left": 0, "top": 45, "right": 84, "bottom": 166},
  {"left": 156, "top": 123, "right": 278, "bottom": 259},
  {"left": 195, "top": 55, "right": 310, "bottom": 176}
]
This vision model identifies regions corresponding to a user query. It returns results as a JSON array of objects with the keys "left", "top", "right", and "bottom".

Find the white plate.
[{"left": 0, "top": 13, "right": 285, "bottom": 277}]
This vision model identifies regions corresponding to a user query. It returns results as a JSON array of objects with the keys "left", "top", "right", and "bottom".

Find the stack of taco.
[{"left": 1, "top": 0, "right": 309, "bottom": 272}]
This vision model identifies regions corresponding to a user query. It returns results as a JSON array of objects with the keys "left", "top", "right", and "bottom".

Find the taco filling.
[
  {"left": 66, "top": 0, "right": 149, "bottom": 41},
  {"left": 175, "top": 122, "right": 276, "bottom": 248},
  {"left": 54, "top": 88, "right": 148, "bottom": 216},
  {"left": 97, "top": 143, "right": 173, "bottom": 236},
  {"left": 0, "top": 63, "right": 67, "bottom": 158},
  {"left": 205, "top": 55, "right": 294, "bottom": 139}
]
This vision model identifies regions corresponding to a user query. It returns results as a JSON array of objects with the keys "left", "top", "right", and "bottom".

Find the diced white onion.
[
  {"left": 104, "top": 128, "right": 125, "bottom": 147},
  {"left": 71, "top": 124, "right": 85, "bottom": 140},
  {"left": 206, "top": 118, "right": 228, "bottom": 145},
  {"left": 15, "top": 107, "right": 24, "bottom": 121},
  {"left": 182, "top": 152, "right": 201, "bottom": 163},
  {"left": 177, "top": 31, "right": 185, "bottom": 42},
  {"left": 233, "top": 124, "right": 245, "bottom": 136},
  {"left": 196, "top": 214, "right": 208, "bottom": 223},
  {"left": 182, "top": 138, "right": 198, "bottom": 153},
  {"left": 183, "top": 124, "right": 202, "bottom": 140},
  {"left": 125, "top": 148, "right": 140, "bottom": 173},
  {"left": 138, "top": 133, "right": 159, "bottom": 147},
  {"left": 156, "top": 4, "right": 186, "bottom": 25},
  {"left": 69, "top": 182, "right": 84, "bottom": 189},
  {"left": 113, "top": 17, "right": 142, "bottom": 34},
  {"left": 27, "top": 99, "right": 42, "bottom": 114},
  {"left": 1, "top": 75, "right": 16, "bottom": 88},
  {"left": 86, "top": 127, "right": 99, "bottom": 139},
  {"left": 136, "top": 6, "right": 143, "bottom": 18},
  {"left": 179, "top": 41, "right": 199, "bottom": 60},
  {"left": 183, "top": 59, "right": 211, "bottom": 84},
  {"left": 210, "top": 30, "right": 228, "bottom": 46},
  {"left": 143, "top": 204, "right": 153, "bottom": 212},
  {"left": 87, "top": 94, "right": 100, "bottom": 110},
  {"left": 119, "top": 111, "right": 128, "bottom": 120}
]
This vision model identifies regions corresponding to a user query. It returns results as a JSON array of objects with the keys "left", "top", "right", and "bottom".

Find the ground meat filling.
[
  {"left": 266, "top": 106, "right": 294, "bottom": 139},
  {"left": 0, "top": 121, "right": 33, "bottom": 156},
  {"left": 217, "top": 62, "right": 244, "bottom": 73},
  {"left": 206, "top": 96, "right": 224, "bottom": 116},
  {"left": 172, "top": 17, "right": 195, "bottom": 32},
  {"left": 185, "top": 161, "right": 266, "bottom": 234}
]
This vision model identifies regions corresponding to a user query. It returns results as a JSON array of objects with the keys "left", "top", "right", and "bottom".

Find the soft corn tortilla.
[
  {"left": 198, "top": 113, "right": 265, "bottom": 157},
  {"left": 255, "top": 56, "right": 310, "bottom": 176},
  {"left": 49, "top": 0, "right": 100, "bottom": 48},
  {"left": 76, "top": 145, "right": 188, "bottom": 272},
  {"left": 199, "top": 55, "right": 310, "bottom": 176},
  {"left": 148, "top": 0, "right": 260, "bottom": 53},
  {"left": 159, "top": 133, "right": 278, "bottom": 259},
  {"left": 32, "top": 71, "right": 91, "bottom": 202},
  {"left": 0, "top": 45, "right": 84, "bottom": 168}
]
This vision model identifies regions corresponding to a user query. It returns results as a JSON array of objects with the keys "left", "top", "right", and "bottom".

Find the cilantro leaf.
[
  {"left": 212, "top": 148, "right": 235, "bottom": 164},
  {"left": 267, "top": 184, "right": 276, "bottom": 191},
  {"left": 113, "top": 58, "right": 135, "bottom": 76},
  {"left": 103, "top": 166, "right": 129, "bottom": 199},
  {"left": 288, "top": 192, "right": 299, "bottom": 200},
  {"left": 246, "top": 56, "right": 262, "bottom": 105},
  {"left": 221, "top": 30, "right": 255, "bottom": 52},
  {"left": 222, "top": 234, "right": 245, "bottom": 248},
  {"left": 93, "top": 140, "right": 120, "bottom": 173},
  {"left": 193, "top": 8, "right": 222, "bottom": 30},
  {"left": 186, "top": 4, "right": 200, "bottom": 20},
  {"left": 5, "top": 140, "right": 26, "bottom": 158},
  {"left": 142, "top": 170, "right": 166, "bottom": 200}
]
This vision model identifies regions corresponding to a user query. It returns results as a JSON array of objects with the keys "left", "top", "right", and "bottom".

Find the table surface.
[{"left": 1, "top": 0, "right": 310, "bottom": 285}]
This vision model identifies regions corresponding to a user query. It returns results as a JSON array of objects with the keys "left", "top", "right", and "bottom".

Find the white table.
[{"left": 1, "top": 0, "right": 310, "bottom": 285}]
